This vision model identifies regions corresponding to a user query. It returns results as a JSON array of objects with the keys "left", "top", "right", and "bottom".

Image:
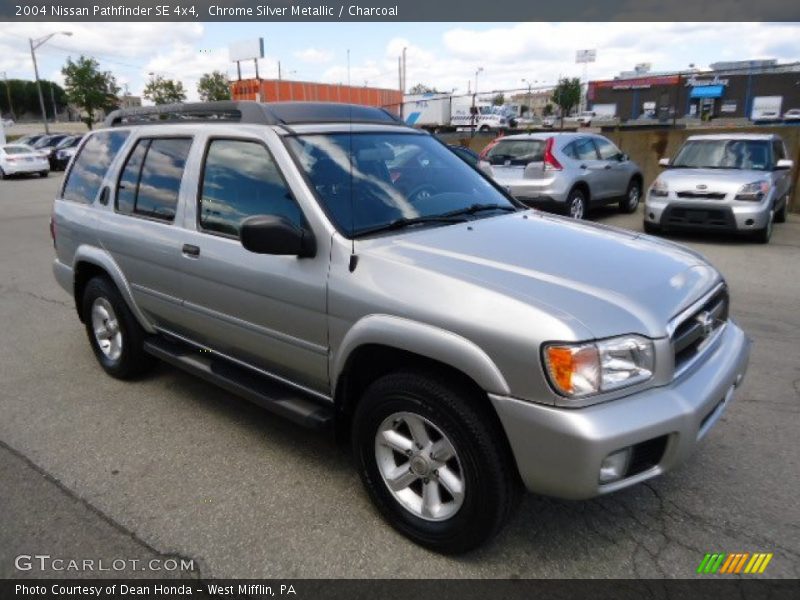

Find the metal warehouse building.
[{"left": 588, "top": 60, "right": 800, "bottom": 122}]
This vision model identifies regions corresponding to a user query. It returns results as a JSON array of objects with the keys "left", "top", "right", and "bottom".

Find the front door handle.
[
  {"left": 603, "top": 164, "right": 612, "bottom": 170},
  {"left": 182, "top": 244, "right": 200, "bottom": 257}
]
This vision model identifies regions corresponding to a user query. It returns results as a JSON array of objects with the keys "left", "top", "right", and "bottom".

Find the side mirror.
[
  {"left": 240, "top": 215, "right": 316, "bottom": 258},
  {"left": 658, "top": 157, "right": 670, "bottom": 167},
  {"left": 775, "top": 159, "right": 794, "bottom": 170},
  {"left": 617, "top": 153, "right": 628, "bottom": 162}
]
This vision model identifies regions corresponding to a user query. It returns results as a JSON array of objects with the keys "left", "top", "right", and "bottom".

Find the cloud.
[{"left": 294, "top": 48, "right": 333, "bottom": 64}]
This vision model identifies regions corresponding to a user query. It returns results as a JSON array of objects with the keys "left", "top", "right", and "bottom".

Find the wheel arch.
[
  {"left": 72, "top": 246, "right": 155, "bottom": 333},
  {"left": 570, "top": 180, "right": 591, "bottom": 202}
]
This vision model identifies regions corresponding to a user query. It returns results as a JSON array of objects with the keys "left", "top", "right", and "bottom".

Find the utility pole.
[
  {"left": 50, "top": 84, "right": 58, "bottom": 122},
  {"left": 29, "top": 31, "right": 72, "bottom": 135},
  {"left": 401, "top": 47, "right": 407, "bottom": 94},
  {"left": 1, "top": 72, "right": 14, "bottom": 119}
]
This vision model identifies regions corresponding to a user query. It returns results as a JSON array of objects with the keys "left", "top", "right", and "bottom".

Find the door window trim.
[
  {"left": 113, "top": 134, "right": 194, "bottom": 224},
  {"left": 195, "top": 135, "right": 307, "bottom": 240}
]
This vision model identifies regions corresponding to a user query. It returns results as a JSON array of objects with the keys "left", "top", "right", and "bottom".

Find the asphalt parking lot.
[{"left": 1, "top": 173, "right": 799, "bottom": 579}]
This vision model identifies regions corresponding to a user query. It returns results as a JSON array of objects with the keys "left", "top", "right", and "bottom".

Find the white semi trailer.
[{"left": 402, "top": 94, "right": 510, "bottom": 131}]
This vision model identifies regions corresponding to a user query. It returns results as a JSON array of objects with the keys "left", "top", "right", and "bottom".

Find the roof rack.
[{"left": 103, "top": 101, "right": 404, "bottom": 128}]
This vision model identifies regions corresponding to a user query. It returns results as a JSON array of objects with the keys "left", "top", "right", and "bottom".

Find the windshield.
[
  {"left": 485, "top": 139, "right": 545, "bottom": 166},
  {"left": 286, "top": 132, "right": 515, "bottom": 238},
  {"left": 673, "top": 139, "right": 772, "bottom": 171}
]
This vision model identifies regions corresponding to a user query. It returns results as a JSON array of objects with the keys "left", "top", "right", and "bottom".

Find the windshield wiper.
[
  {"left": 443, "top": 203, "right": 518, "bottom": 218},
  {"left": 352, "top": 215, "right": 467, "bottom": 238}
]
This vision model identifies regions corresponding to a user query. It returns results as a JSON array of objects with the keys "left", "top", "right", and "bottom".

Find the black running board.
[{"left": 143, "top": 336, "right": 333, "bottom": 431}]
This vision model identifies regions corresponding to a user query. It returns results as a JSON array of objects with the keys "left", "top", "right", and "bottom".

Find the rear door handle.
[
  {"left": 603, "top": 164, "right": 612, "bottom": 170},
  {"left": 182, "top": 244, "right": 200, "bottom": 257}
]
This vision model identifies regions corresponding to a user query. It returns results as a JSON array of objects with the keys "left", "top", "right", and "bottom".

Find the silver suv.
[
  {"left": 478, "top": 132, "right": 643, "bottom": 219},
  {"left": 645, "top": 134, "right": 794, "bottom": 243},
  {"left": 51, "top": 102, "right": 750, "bottom": 553}
]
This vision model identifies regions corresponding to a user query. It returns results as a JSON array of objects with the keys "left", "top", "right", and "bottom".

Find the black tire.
[
  {"left": 566, "top": 187, "right": 588, "bottom": 219},
  {"left": 479, "top": 125, "right": 490, "bottom": 132},
  {"left": 774, "top": 197, "right": 787, "bottom": 223},
  {"left": 40, "top": 171, "right": 49, "bottom": 178},
  {"left": 352, "top": 371, "right": 520, "bottom": 554},
  {"left": 81, "top": 276, "right": 154, "bottom": 379},
  {"left": 0, "top": 167, "right": 6, "bottom": 180},
  {"left": 643, "top": 220, "right": 661, "bottom": 234},
  {"left": 753, "top": 209, "right": 774, "bottom": 244},
  {"left": 619, "top": 179, "right": 642, "bottom": 214}
]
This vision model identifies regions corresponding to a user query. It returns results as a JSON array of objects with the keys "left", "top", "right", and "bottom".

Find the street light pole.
[
  {"left": 29, "top": 31, "right": 72, "bottom": 135},
  {"left": 472, "top": 67, "right": 483, "bottom": 136}
]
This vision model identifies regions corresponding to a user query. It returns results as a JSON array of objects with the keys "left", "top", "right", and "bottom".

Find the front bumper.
[
  {"left": 490, "top": 321, "right": 750, "bottom": 500},
  {"left": 645, "top": 196, "right": 771, "bottom": 232}
]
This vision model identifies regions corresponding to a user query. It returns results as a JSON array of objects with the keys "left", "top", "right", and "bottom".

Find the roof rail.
[{"left": 104, "top": 101, "right": 404, "bottom": 128}]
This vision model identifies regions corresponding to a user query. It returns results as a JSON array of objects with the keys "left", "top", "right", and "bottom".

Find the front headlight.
[
  {"left": 543, "top": 335, "right": 655, "bottom": 398},
  {"left": 735, "top": 180, "right": 770, "bottom": 201},
  {"left": 649, "top": 178, "right": 668, "bottom": 197}
]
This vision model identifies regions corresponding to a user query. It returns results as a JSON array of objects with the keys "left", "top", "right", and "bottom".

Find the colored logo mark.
[{"left": 697, "top": 552, "right": 773, "bottom": 574}]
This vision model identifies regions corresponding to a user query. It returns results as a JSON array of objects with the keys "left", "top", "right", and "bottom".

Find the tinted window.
[
  {"left": 572, "top": 138, "right": 599, "bottom": 160},
  {"left": 772, "top": 141, "right": 786, "bottom": 163},
  {"left": 115, "top": 138, "right": 191, "bottom": 221},
  {"left": 199, "top": 139, "right": 302, "bottom": 237},
  {"left": 485, "top": 139, "right": 545, "bottom": 165},
  {"left": 62, "top": 131, "right": 130, "bottom": 204},
  {"left": 594, "top": 137, "right": 621, "bottom": 160},
  {"left": 673, "top": 139, "right": 771, "bottom": 171}
]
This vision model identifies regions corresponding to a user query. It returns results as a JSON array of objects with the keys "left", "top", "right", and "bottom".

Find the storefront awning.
[{"left": 690, "top": 85, "right": 725, "bottom": 99}]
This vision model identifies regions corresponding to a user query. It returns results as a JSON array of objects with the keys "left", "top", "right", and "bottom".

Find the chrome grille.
[{"left": 670, "top": 285, "right": 729, "bottom": 376}]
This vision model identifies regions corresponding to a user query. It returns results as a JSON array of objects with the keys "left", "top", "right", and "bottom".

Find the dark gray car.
[{"left": 51, "top": 102, "right": 749, "bottom": 554}]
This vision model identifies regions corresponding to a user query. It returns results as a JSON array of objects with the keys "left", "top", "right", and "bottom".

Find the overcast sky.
[{"left": 0, "top": 22, "right": 798, "bottom": 102}]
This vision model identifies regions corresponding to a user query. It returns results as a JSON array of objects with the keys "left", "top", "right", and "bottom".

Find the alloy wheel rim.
[
  {"left": 91, "top": 297, "right": 122, "bottom": 361},
  {"left": 375, "top": 411, "right": 465, "bottom": 522},
  {"left": 628, "top": 186, "right": 640, "bottom": 209},
  {"left": 570, "top": 196, "right": 584, "bottom": 219}
]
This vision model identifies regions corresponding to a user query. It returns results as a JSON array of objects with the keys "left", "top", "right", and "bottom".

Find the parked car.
[
  {"left": 16, "top": 133, "right": 48, "bottom": 147},
  {"left": 447, "top": 144, "right": 479, "bottom": 167},
  {"left": 783, "top": 108, "right": 800, "bottom": 122},
  {"left": 32, "top": 133, "right": 72, "bottom": 162},
  {"left": 541, "top": 116, "right": 556, "bottom": 128},
  {"left": 575, "top": 111, "right": 596, "bottom": 126},
  {"left": 644, "top": 134, "right": 793, "bottom": 243},
  {"left": 0, "top": 143, "right": 50, "bottom": 178},
  {"left": 477, "top": 132, "right": 643, "bottom": 219},
  {"left": 51, "top": 101, "right": 750, "bottom": 553},
  {"left": 50, "top": 135, "right": 83, "bottom": 170}
]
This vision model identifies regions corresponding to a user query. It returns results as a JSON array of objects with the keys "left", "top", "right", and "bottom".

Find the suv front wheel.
[
  {"left": 352, "top": 371, "right": 519, "bottom": 554},
  {"left": 81, "top": 276, "right": 154, "bottom": 379}
]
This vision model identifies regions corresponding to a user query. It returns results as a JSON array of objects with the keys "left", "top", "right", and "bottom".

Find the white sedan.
[{"left": 0, "top": 144, "right": 50, "bottom": 179}]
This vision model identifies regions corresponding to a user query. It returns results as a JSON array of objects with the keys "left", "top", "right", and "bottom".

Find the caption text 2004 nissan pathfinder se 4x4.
[{"left": 51, "top": 102, "right": 750, "bottom": 553}]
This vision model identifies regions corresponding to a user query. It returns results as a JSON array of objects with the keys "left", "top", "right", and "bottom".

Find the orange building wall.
[{"left": 230, "top": 79, "right": 403, "bottom": 114}]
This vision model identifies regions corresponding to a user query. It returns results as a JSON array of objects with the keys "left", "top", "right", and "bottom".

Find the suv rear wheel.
[
  {"left": 352, "top": 371, "right": 519, "bottom": 554},
  {"left": 81, "top": 276, "right": 154, "bottom": 379},
  {"left": 566, "top": 188, "right": 588, "bottom": 219},
  {"left": 619, "top": 179, "right": 641, "bottom": 213}
]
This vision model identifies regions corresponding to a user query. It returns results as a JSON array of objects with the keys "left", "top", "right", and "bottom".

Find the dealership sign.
[{"left": 685, "top": 75, "right": 730, "bottom": 87}]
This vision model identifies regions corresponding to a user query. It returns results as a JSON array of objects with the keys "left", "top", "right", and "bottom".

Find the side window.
[
  {"left": 116, "top": 137, "right": 192, "bottom": 222},
  {"left": 594, "top": 137, "right": 621, "bottom": 160},
  {"left": 573, "top": 137, "right": 599, "bottom": 161},
  {"left": 772, "top": 141, "right": 786, "bottom": 164},
  {"left": 62, "top": 130, "right": 129, "bottom": 203},
  {"left": 563, "top": 142, "right": 577, "bottom": 160},
  {"left": 199, "top": 139, "right": 303, "bottom": 237}
]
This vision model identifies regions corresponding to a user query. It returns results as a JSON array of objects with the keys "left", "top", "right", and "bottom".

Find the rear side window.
[
  {"left": 62, "top": 131, "right": 130, "bottom": 203},
  {"left": 571, "top": 138, "right": 599, "bottom": 161},
  {"left": 772, "top": 140, "right": 786, "bottom": 163},
  {"left": 594, "top": 137, "right": 621, "bottom": 160},
  {"left": 199, "top": 138, "right": 302, "bottom": 237},
  {"left": 116, "top": 137, "right": 192, "bottom": 222}
]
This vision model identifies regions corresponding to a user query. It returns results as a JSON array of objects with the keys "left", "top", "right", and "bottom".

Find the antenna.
[{"left": 347, "top": 48, "right": 358, "bottom": 272}]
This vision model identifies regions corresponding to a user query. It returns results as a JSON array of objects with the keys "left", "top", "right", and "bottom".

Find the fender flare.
[
  {"left": 332, "top": 314, "right": 510, "bottom": 396},
  {"left": 72, "top": 245, "right": 157, "bottom": 334}
]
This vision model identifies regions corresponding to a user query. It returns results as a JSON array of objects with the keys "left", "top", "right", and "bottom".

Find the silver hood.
[
  {"left": 655, "top": 167, "right": 771, "bottom": 196},
  {"left": 361, "top": 211, "right": 721, "bottom": 339}
]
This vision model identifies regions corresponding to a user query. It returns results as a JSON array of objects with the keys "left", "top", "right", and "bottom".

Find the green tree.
[
  {"left": 543, "top": 103, "right": 554, "bottom": 117},
  {"left": 551, "top": 77, "right": 581, "bottom": 128},
  {"left": 492, "top": 93, "right": 505, "bottom": 106},
  {"left": 197, "top": 71, "right": 231, "bottom": 102},
  {"left": 408, "top": 83, "right": 441, "bottom": 95},
  {"left": 0, "top": 79, "right": 66, "bottom": 119},
  {"left": 61, "top": 56, "right": 120, "bottom": 129},
  {"left": 143, "top": 75, "right": 187, "bottom": 105}
]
